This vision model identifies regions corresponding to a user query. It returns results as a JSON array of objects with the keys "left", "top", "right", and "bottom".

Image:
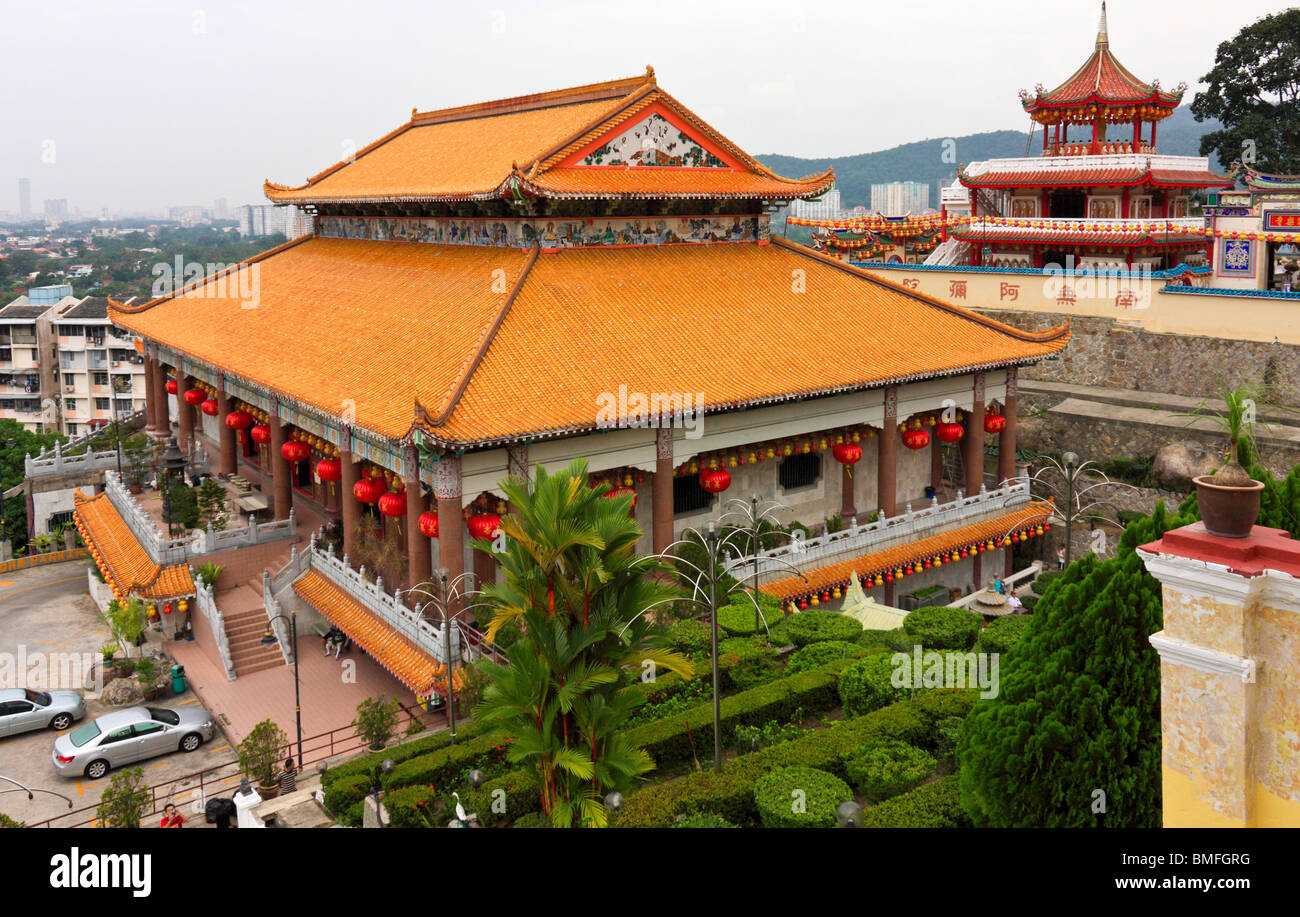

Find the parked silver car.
[
  {"left": 0, "top": 688, "right": 86, "bottom": 737},
  {"left": 52, "top": 706, "right": 216, "bottom": 779}
]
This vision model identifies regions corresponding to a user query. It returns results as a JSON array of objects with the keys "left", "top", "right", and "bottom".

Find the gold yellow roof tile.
[{"left": 73, "top": 491, "right": 194, "bottom": 600}]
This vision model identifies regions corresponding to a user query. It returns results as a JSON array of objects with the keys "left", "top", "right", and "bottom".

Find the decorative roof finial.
[
  {"left": 645, "top": 64, "right": 656, "bottom": 83},
  {"left": 1096, "top": 1, "right": 1109, "bottom": 49}
]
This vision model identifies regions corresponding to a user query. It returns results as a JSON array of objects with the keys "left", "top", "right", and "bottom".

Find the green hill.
[{"left": 757, "top": 106, "right": 1223, "bottom": 210}]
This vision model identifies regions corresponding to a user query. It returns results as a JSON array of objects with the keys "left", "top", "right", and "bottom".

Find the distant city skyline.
[{"left": 0, "top": 0, "right": 1282, "bottom": 213}]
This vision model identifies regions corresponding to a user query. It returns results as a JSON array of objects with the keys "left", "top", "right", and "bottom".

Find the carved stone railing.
[
  {"left": 24, "top": 412, "right": 145, "bottom": 479},
  {"left": 262, "top": 568, "right": 294, "bottom": 666},
  {"left": 192, "top": 577, "right": 236, "bottom": 681},
  {"left": 102, "top": 470, "right": 297, "bottom": 566},
  {"left": 723, "top": 474, "right": 1032, "bottom": 582},
  {"left": 307, "top": 540, "right": 459, "bottom": 664}
]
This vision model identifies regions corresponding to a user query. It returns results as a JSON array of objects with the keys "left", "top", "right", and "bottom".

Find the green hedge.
[
  {"left": 859, "top": 775, "right": 971, "bottom": 828},
  {"left": 463, "top": 768, "right": 543, "bottom": 827},
  {"left": 385, "top": 733, "right": 511, "bottom": 791},
  {"left": 786, "top": 609, "right": 863, "bottom": 646},
  {"left": 675, "top": 811, "right": 739, "bottom": 828},
  {"left": 754, "top": 766, "right": 852, "bottom": 828},
  {"left": 838, "top": 654, "right": 902, "bottom": 716},
  {"left": 668, "top": 620, "right": 712, "bottom": 659},
  {"left": 977, "top": 615, "right": 1033, "bottom": 655},
  {"left": 856, "top": 627, "right": 913, "bottom": 651},
  {"left": 321, "top": 718, "right": 495, "bottom": 789},
  {"left": 786, "top": 640, "right": 869, "bottom": 674},
  {"left": 382, "top": 784, "right": 441, "bottom": 828},
  {"left": 718, "top": 602, "right": 785, "bottom": 637},
  {"left": 902, "top": 606, "right": 982, "bottom": 650},
  {"left": 844, "top": 739, "right": 937, "bottom": 803},
  {"left": 614, "top": 691, "right": 973, "bottom": 828}
]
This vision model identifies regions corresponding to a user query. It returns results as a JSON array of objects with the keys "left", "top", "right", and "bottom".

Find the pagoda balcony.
[
  {"left": 964, "top": 151, "right": 1219, "bottom": 181},
  {"left": 1045, "top": 141, "right": 1156, "bottom": 157},
  {"left": 965, "top": 216, "right": 1204, "bottom": 234}
]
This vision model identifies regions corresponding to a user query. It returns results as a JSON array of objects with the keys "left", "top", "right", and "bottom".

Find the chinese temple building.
[
  {"left": 798, "top": 212, "right": 944, "bottom": 264},
  {"left": 941, "top": 4, "right": 1234, "bottom": 272},
  {"left": 1202, "top": 167, "right": 1300, "bottom": 293},
  {"left": 101, "top": 67, "right": 1066, "bottom": 657}
]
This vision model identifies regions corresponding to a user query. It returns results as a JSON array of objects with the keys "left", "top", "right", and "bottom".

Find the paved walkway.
[{"left": 169, "top": 627, "right": 428, "bottom": 754}]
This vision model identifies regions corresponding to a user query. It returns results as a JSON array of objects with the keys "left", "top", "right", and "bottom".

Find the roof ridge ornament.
[
  {"left": 645, "top": 64, "right": 655, "bottom": 84},
  {"left": 1096, "top": 1, "right": 1109, "bottom": 49}
]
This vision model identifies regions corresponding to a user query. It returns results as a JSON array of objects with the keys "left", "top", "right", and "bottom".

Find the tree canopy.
[{"left": 1192, "top": 9, "right": 1300, "bottom": 174}]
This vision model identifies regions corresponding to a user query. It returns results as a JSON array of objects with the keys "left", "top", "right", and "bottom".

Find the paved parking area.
[{"left": 0, "top": 561, "right": 237, "bottom": 827}]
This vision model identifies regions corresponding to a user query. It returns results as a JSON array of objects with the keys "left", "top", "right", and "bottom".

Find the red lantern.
[
  {"left": 225, "top": 410, "right": 253, "bottom": 442},
  {"left": 902, "top": 429, "right": 930, "bottom": 450},
  {"left": 183, "top": 388, "right": 206, "bottom": 406},
  {"left": 700, "top": 468, "right": 731, "bottom": 494},
  {"left": 605, "top": 487, "right": 638, "bottom": 510},
  {"left": 201, "top": 398, "right": 219, "bottom": 416},
  {"left": 798, "top": 597, "right": 808, "bottom": 610},
  {"left": 165, "top": 379, "right": 178, "bottom": 395},
  {"left": 281, "top": 441, "right": 310, "bottom": 464},
  {"left": 935, "top": 421, "right": 964, "bottom": 444},
  {"left": 418, "top": 511, "right": 439, "bottom": 538},
  {"left": 316, "top": 458, "right": 341, "bottom": 482},
  {"left": 832, "top": 442, "right": 862, "bottom": 466},
  {"left": 378, "top": 492, "right": 406, "bottom": 518},
  {"left": 250, "top": 424, "right": 271, "bottom": 445},
  {"left": 467, "top": 514, "right": 502, "bottom": 540},
  {"left": 353, "top": 478, "right": 384, "bottom": 503},
  {"left": 984, "top": 412, "right": 1007, "bottom": 434},
  {"left": 162, "top": 602, "right": 172, "bottom": 616}
]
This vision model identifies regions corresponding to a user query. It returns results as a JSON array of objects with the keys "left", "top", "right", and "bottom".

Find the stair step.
[{"left": 234, "top": 656, "right": 285, "bottom": 675}]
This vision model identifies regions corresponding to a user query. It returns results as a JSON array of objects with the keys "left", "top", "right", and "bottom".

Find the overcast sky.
[{"left": 0, "top": 0, "right": 1282, "bottom": 215}]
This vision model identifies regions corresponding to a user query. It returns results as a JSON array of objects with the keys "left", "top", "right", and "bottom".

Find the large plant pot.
[
  {"left": 258, "top": 782, "right": 280, "bottom": 800},
  {"left": 1193, "top": 475, "right": 1265, "bottom": 538}
]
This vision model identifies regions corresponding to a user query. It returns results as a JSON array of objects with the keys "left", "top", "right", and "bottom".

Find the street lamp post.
[
  {"left": 260, "top": 610, "right": 303, "bottom": 767},
  {"left": 706, "top": 523, "right": 721, "bottom": 773}
]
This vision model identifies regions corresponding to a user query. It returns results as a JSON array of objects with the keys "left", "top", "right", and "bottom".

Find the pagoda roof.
[
  {"left": 959, "top": 155, "right": 1234, "bottom": 190},
  {"left": 264, "top": 68, "right": 832, "bottom": 205},
  {"left": 1020, "top": 4, "right": 1184, "bottom": 123},
  {"left": 1242, "top": 165, "right": 1300, "bottom": 192},
  {"left": 109, "top": 236, "right": 1068, "bottom": 449},
  {"left": 73, "top": 490, "right": 195, "bottom": 601}
]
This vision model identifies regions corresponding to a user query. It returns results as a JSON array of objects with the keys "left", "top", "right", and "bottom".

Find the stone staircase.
[{"left": 217, "top": 580, "right": 285, "bottom": 676}]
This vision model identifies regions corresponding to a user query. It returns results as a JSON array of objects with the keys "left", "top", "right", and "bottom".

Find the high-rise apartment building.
[
  {"left": 870, "top": 181, "right": 930, "bottom": 216},
  {"left": 18, "top": 179, "right": 31, "bottom": 219}
]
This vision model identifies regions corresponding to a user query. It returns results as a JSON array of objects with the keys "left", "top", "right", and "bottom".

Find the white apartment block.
[
  {"left": 238, "top": 203, "right": 311, "bottom": 239},
  {"left": 870, "top": 181, "right": 931, "bottom": 216},
  {"left": 0, "top": 285, "right": 147, "bottom": 435},
  {"left": 788, "top": 189, "right": 843, "bottom": 222}
]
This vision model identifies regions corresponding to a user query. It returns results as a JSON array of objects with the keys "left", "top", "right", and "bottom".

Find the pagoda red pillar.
[
  {"left": 216, "top": 382, "right": 236, "bottom": 476},
  {"left": 1121, "top": 186, "right": 1130, "bottom": 219},
  {"left": 965, "top": 373, "right": 986, "bottom": 495},
  {"left": 930, "top": 435, "right": 943, "bottom": 497},
  {"left": 1042, "top": 123, "right": 1049, "bottom": 153},
  {"left": 998, "top": 368, "right": 1018, "bottom": 487},
  {"left": 653, "top": 428, "right": 673, "bottom": 554},
  {"left": 841, "top": 462, "right": 856, "bottom": 520},
  {"left": 878, "top": 387, "right": 898, "bottom": 517},
  {"left": 1132, "top": 119, "right": 1141, "bottom": 150},
  {"left": 340, "top": 433, "right": 360, "bottom": 562},
  {"left": 269, "top": 401, "right": 291, "bottom": 520},
  {"left": 404, "top": 444, "right": 430, "bottom": 590},
  {"left": 1150, "top": 119, "right": 1157, "bottom": 149},
  {"left": 433, "top": 455, "right": 464, "bottom": 614},
  {"left": 175, "top": 374, "right": 193, "bottom": 452},
  {"left": 142, "top": 352, "right": 158, "bottom": 433}
]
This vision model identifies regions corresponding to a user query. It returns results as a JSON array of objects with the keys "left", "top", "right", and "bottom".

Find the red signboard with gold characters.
[{"left": 1264, "top": 211, "right": 1300, "bottom": 231}]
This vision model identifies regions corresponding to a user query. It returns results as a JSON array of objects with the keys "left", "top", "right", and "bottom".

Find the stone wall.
[{"left": 980, "top": 309, "right": 1300, "bottom": 406}]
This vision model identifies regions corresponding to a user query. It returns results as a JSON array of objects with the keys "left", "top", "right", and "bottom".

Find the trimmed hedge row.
[
  {"left": 858, "top": 775, "right": 970, "bottom": 828},
  {"left": 787, "top": 610, "right": 863, "bottom": 646},
  {"left": 612, "top": 689, "right": 976, "bottom": 827},
  {"left": 902, "top": 606, "right": 982, "bottom": 650},
  {"left": 321, "top": 717, "right": 495, "bottom": 789},
  {"left": 755, "top": 766, "right": 852, "bottom": 828}
]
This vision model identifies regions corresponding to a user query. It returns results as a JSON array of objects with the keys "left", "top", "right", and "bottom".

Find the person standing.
[{"left": 1057, "top": 546, "right": 1066, "bottom": 571}]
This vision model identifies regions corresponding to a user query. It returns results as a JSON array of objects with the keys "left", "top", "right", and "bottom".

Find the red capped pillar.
[
  {"left": 142, "top": 351, "right": 158, "bottom": 433},
  {"left": 433, "top": 454, "right": 464, "bottom": 614},
  {"left": 404, "top": 443, "right": 431, "bottom": 590},
  {"left": 998, "top": 368, "right": 1019, "bottom": 487},
  {"left": 964, "top": 373, "right": 986, "bottom": 495},
  {"left": 878, "top": 386, "right": 899, "bottom": 517},
  {"left": 268, "top": 400, "right": 291, "bottom": 521},
  {"left": 175, "top": 374, "right": 194, "bottom": 452},
  {"left": 216, "top": 379, "right": 236, "bottom": 477},
  {"left": 339, "top": 431, "right": 360, "bottom": 563}
]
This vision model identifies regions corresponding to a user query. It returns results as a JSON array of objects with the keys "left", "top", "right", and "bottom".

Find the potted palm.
[{"left": 1191, "top": 382, "right": 1266, "bottom": 538}]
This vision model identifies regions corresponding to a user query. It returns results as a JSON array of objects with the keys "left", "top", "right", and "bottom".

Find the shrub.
[
  {"left": 238, "top": 719, "right": 288, "bottom": 787},
  {"left": 931, "top": 716, "right": 965, "bottom": 770},
  {"left": 321, "top": 719, "right": 494, "bottom": 788},
  {"left": 754, "top": 766, "right": 852, "bottom": 828},
  {"left": 838, "top": 654, "right": 904, "bottom": 716},
  {"left": 323, "top": 773, "right": 370, "bottom": 816},
  {"left": 717, "top": 602, "right": 785, "bottom": 637},
  {"left": 675, "top": 811, "right": 738, "bottom": 828},
  {"left": 1019, "top": 595, "right": 1038, "bottom": 612},
  {"left": 464, "top": 768, "right": 542, "bottom": 827},
  {"left": 512, "top": 811, "right": 554, "bottom": 828},
  {"left": 720, "top": 643, "right": 783, "bottom": 689},
  {"left": 902, "top": 606, "right": 981, "bottom": 650},
  {"left": 765, "top": 618, "right": 792, "bottom": 646},
  {"left": 353, "top": 695, "right": 401, "bottom": 750},
  {"left": 859, "top": 775, "right": 971, "bottom": 828},
  {"left": 977, "top": 615, "right": 1033, "bottom": 655},
  {"left": 668, "top": 619, "right": 712, "bottom": 659},
  {"left": 786, "top": 640, "right": 868, "bottom": 674},
  {"left": 844, "top": 739, "right": 937, "bottom": 802},
  {"left": 0, "top": 812, "right": 24, "bottom": 828},
  {"left": 1034, "top": 570, "right": 1063, "bottom": 593},
  {"left": 382, "top": 784, "right": 440, "bottom": 828},
  {"left": 786, "top": 609, "right": 862, "bottom": 646},
  {"left": 95, "top": 767, "right": 151, "bottom": 828},
  {"left": 386, "top": 736, "right": 511, "bottom": 791},
  {"left": 856, "top": 627, "right": 914, "bottom": 651}
]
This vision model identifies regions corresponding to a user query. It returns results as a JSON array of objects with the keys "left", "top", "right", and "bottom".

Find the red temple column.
[
  {"left": 878, "top": 386, "right": 899, "bottom": 517},
  {"left": 152, "top": 356, "right": 169, "bottom": 435},
  {"left": 216, "top": 381, "right": 236, "bottom": 476},
  {"left": 142, "top": 352, "right": 158, "bottom": 433},
  {"left": 433, "top": 455, "right": 464, "bottom": 614},
  {"left": 965, "top": 373, "right": 986, "bottom": 495},
  {"left": 269, "top": 401, "right": 291, "bottom": 520},
  {"left": 1150, "top": 119, "right": 1157, "bottom": 149},
  {"left": 841, "top": 462, "right": 856, "bottom": 520},
  {"left": 340, "top": 432, "right": 360, "bottom": 563},
  {"left": 1132, "top": 119, "right": 1141, "bottom": 150},
  {"left": 998, "top": 367, "right": 1019, "bottom": 487},
  {"left": 175, "top": 374, "right": 193, "bottom": 452},
  {"left": 930, "top": 434, "right": 943, "bottom": 497},
  {"left": 404, "top": 443, "right": 431, "bottom": 590},
  {"left": 653, "top": 428, "right": 673, "bottom": 554},
  {"left": 1042, "top": 123, "right": 1049, "bottom": 153},
  {"left": 973, "top": 550, "right": 983, "bottom": 591},
  {"left": 1121, "top": 186, "right": 1130, "bottom": 219}
]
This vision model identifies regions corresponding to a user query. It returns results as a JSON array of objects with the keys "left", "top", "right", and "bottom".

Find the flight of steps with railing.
[{"left": 923, "top": 237, "right": 970, "bottom": 266}]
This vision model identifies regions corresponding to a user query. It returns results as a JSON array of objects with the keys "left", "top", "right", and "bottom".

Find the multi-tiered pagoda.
[{"left": 944, "top": 4, "right": 1234, "bottom": 271}]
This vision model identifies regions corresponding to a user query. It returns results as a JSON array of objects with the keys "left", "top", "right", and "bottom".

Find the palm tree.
[{"left": 474, "top": 459, "right": 694, "bottom": 827}]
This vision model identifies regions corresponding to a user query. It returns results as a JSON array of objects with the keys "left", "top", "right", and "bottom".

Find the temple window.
[
  {"left": 673, "top": 474, "right": 713, "bottom": 516},
  {"left": 778, "top": 453, "right": 821, "bottom": 491}
]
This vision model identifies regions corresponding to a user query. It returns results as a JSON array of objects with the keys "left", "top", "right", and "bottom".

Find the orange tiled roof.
[
  {"left": 1023, "top": 24, "right": 1182, "bottom": 120},
  {"left": 73, "top": 491, "right": 194, "bottom": 600},
  {"left": 112, "top": 235, "right": 1069, "bottom": 447},
  {"left": 760, "top": 502, "right": 1054, "bottom": 602},
  {"left": 293, "top": 569, "right": 441, "bottom": 698},
  {"left": 264, "top": 70, "right": 831, "bottom": 204},
  {"left": 960, "top": 164, "right": 1233, "bottom": 190}
]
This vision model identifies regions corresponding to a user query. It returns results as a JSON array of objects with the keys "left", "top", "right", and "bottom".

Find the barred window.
[
  {"left": 779, "top": 453, "right": 821, "bottom": 490},
  {"left": 673, "top": 474, "right": 713, "bottom": 515}
]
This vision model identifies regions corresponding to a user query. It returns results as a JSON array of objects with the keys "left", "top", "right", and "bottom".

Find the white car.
[
  {"left": 53, "top": 706, "right": 216, "bottom": 779},
  {"left": 0, "top": 688, "right": 86, "bottom": 737}
]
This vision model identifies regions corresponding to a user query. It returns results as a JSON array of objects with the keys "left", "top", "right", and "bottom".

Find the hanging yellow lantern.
[
  {"left": 810, "top": 593, "right": 820, "bottom": 606},
  {"left": 689, "top": 461, "right": 698, "bottom": 474},
  {"left": 727, "top": 454, "right": 738, "bottom": 468},
  {"left": 873, "top": 574, "right": 883, "bottom": 587},
  {"left": 766, "top": 447, "right": 776, "bottom": 459},
  {"left": 832, "top": 586, "right": 842, "bottom": 599}
]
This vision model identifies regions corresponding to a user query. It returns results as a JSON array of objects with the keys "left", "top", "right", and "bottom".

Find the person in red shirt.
[{"left": 161, "top": 803, "right": 185, "bottom": 828}]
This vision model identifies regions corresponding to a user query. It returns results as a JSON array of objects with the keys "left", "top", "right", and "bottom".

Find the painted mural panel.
[
  {"left": 316, "top": 214, "right": 770, "bottom": 248},
  {"left": 577, "top": 113, "right": 727, "bottom": 168}
]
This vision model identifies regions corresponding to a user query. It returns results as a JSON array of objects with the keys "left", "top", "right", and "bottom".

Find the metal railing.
[{"left": 722, "top": 474, "right": 1032, "bottom": 582}]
